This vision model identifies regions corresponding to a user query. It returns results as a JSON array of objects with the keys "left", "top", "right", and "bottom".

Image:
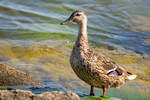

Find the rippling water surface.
[{"left": 0, "top": 0, "right": 150, "bottom": 100}]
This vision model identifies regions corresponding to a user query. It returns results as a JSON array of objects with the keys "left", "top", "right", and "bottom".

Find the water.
[{"left": 0, "top": 0, "right": 150, "bottom": 99}]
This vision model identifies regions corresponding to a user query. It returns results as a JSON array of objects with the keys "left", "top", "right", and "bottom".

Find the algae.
[{"left": 81, "top": 96, "right": 121, "bottom": 100}]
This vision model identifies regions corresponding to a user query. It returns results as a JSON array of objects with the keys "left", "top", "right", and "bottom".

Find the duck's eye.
[{"left": 76, "top": 14, "right": 81, "bottom": 16}]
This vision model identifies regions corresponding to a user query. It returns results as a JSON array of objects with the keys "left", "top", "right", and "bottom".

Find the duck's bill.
[
  {"left": 60, "top": 19, "right": 72, "bottom": 25},
  {"left": 60, "top": 15, "right": 74, "bottom": 25}
]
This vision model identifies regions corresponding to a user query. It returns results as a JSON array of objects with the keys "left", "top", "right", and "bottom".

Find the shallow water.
[{"left": 0, "top": 0, "right": 150, "bottom": 100}]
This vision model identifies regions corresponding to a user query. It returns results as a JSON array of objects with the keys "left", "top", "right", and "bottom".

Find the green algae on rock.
[
  {"left": 81, "top": 96, "right": 121, "bottom": 100},
  {"left": 0, "top": 64, "right": 42, "bottom": 86}
]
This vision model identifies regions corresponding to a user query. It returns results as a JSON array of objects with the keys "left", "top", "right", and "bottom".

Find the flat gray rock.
[{"left": 0, "top": 89, "right": 80, "bottom": 100}]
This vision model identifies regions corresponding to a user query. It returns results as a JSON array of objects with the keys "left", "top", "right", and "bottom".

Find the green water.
[{"left": 0, "top": 0, "right": 150, "bottom": 100}]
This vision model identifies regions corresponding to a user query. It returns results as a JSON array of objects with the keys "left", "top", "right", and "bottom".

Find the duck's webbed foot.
[{"left": 89, "top": 86, "right": 95, "bottom": 96}]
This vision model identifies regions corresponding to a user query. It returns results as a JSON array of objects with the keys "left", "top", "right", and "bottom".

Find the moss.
[
  {"left": 81, "top": 96, "right": 121, "bottom": 100},
  {"left": 14, "top": 32, "right": 75, "bottom": 41}
]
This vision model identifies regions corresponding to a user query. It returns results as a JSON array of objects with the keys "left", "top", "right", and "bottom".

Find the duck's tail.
[
  {"left": 127, "top": 75, "right": 137, "bottom": 80},
  {"left": 127, "top": 72, "right": 137, "bottom": 80}
]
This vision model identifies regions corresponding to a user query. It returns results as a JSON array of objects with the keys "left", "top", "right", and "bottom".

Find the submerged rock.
[
  {"left": 0, "top": 89, "right": 80, "bottom": 100},
  {"left": 0, "top": 64, "right": 42, "bottom": 86}
]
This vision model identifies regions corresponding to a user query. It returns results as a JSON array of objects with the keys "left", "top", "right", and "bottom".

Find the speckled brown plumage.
[
  {"left": 70, "top": 35, "right": 127, "bottom": 88},
  {"left": 61, "top": 10, "right": 136, "bottom": 96}
]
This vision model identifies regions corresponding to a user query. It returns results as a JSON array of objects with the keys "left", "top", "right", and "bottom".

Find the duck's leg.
[
  {"left": 90, "top": 86, "right": 95, "bottom": 96},
  {"left": 102, "top": 86, "right": 106, "bottom": 96}
]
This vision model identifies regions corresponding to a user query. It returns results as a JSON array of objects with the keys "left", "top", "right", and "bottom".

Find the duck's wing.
[
  {"left": 96, "top": 53, "right": 137, "bottom": 80},
  {"left": 82, "top": 48, "right": 125, "bottom": 76},
  {"left": 94, "top": 52, "right": 125, "bottom": 76}
]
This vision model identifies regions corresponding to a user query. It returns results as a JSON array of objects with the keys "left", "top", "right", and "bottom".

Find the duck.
[{"left": 60, "top": 10, "right": 136, "bottom": 97}]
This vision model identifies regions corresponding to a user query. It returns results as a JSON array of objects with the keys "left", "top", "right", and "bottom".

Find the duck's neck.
[{"left": 75, "top": 21, "right": 88, "bottom": 47}]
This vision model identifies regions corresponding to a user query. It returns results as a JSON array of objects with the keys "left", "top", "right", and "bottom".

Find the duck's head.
[{"left": 61, "top": 11, "right": 87, "bottom": 25}]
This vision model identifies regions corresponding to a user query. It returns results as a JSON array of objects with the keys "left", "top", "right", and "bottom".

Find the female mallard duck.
[{"left": 61, "top": 11, "right": 136, "bottom": 97}]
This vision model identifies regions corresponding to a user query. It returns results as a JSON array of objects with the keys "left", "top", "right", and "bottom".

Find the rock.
[
  {"left": 0, "top": 89, "right": 80, "bottom": 100},
  {"left": 0, "top": 64, "right": 42, "bottom": 86},
  {"left": 81, "top": 96, "right": 121, "bottom": 100}
]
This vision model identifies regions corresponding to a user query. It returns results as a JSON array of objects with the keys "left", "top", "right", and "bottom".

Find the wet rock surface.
[
  {"left": 0, "top": 89, "right": 80, "bottom": 100},
  {"left": 0, "top": 64, "right": 42, "bottom": 86}
]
